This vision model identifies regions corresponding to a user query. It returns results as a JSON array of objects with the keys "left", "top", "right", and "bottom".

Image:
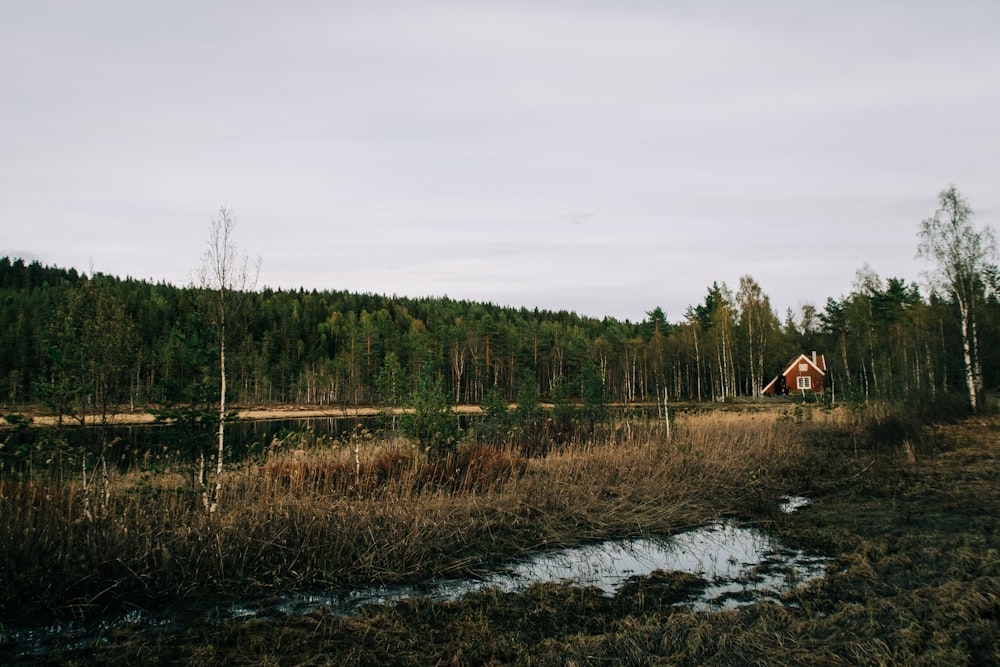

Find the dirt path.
[{"left": 2, "top": 404, "right": 489, "bottom": 428}]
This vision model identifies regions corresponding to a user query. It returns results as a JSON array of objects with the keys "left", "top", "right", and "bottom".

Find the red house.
[{"left": 763, "top": 352, "right": 827, "bottom": 396}]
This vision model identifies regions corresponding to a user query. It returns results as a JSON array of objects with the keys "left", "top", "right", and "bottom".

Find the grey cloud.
[{"left": 2, "top": 1, "right": 999, "bottom": 320}]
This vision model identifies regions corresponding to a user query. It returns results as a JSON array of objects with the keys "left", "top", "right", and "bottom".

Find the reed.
[
  {"left": 7, "top": 407, "right": 995, "bottom": 665},
  {"left": 0, "top": 410, "right": 822, "bottom": 622}
]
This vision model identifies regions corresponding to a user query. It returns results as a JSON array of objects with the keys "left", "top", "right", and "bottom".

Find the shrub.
[{"left": 401, "top": 363, "right": 460, "bottom": 459}]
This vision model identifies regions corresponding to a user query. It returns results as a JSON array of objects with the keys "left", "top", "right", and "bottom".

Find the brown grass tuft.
[{"left": 1, "top": 410, "right": 831, "bottom": 622}]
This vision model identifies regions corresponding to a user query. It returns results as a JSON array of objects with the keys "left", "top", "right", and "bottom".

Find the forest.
[
  {"left": 0, "top": 188, "right": 994, "bottom": 423},
  {"left": 0, "top": 243, "right": 994, "bottom": 421},
  {"left": 2, "top": 190, "right": 999, "bottom": 664}
]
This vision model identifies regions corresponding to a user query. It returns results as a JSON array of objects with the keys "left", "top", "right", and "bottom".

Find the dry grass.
[
  {"left": 1, "top": 410, "right": 818, "bottom": 623},
  {"left": 6, "top": 407, "right": 999, "bottom": 665}
]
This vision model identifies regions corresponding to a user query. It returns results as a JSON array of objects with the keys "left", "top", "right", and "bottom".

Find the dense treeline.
[{"left": 1, "top": 252, "right": 994, "bottom": 420}]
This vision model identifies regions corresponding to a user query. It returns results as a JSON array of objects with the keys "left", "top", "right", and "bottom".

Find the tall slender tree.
[
  {"left": 917, "top": 186, "right": 997, "bottom": 411},
  {"left": 736, "top": 275, "right": 777, "bottom": 397},
  {"left": 198, "top": 205, "right": 259, "bottom": 512},
  {"left": 81, "top": 277, "right": 137, "bottom": 431}
]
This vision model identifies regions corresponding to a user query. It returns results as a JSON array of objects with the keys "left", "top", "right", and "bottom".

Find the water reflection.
[
  {"left": 779, "top": 495, "right": 812, "bottom": 513},
  {"left": 273, "top": 504, "right": 828, "bottom": 615},
  {"left": 4, "top": 497, "right": 828, "bottom": 656}
]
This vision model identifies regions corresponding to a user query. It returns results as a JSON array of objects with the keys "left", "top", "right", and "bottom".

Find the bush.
[
  {"left": 479, "top": 387, "right": 512, "bottom": 445},
  {"left": 401, "top": 363, "right": 460, "bottom": 459}
]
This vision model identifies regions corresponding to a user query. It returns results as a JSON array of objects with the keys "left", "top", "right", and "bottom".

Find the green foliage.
[
  {"left": 401, "top": 363, "right": 459, "bottom": 459},
  {"left": 1, "top": 249, "right": 997, "bottom": 412},
  {"left": 2, "top": 413, "right": 31, "bottom": 429},
  {"left": 478, "top": 387, "right": 512, "bottom": 445},
  {"left": 641, "top": 306, "right": 670, "bottom": 339},
  {"left": 150, "top": 406, "right": 219, "bottom": 463},
  {"left": 549, "top": 374, "right": 575, "bottom": 432},
  {"left": 917, "top": 186, "right": 998, "bottom": 410},
  {"left": 581, "top": 360, "right": 606, "bottom": 423},
  {"left": 685, "top": 282, "right": 726, "bottom": 331},
  {"left": 513, "top": 371, "right": 543, "bottom": 433},
  {"left": 374, "top": 351, "right": 406, "bottom": 408}
]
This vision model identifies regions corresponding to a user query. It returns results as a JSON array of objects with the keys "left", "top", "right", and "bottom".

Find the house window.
[
  {"left": 799, "top": 363, "right": 808, "bottom": 372},
  {"left": 797, "top": 376, "right": 811, "bottom": 390}
]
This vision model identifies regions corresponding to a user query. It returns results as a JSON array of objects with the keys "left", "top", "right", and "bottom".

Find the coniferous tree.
[
  {"left": 479, "top": 386, "right": 512, "bottom": 446},
  {"left": 402, "top": 362, "right": 458, "bottom": 459}
]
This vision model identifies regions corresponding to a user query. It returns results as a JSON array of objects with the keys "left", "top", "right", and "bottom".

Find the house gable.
[
  {"left": 763, "top": 352, "right": 826, "bottom": 395},
  {"left": 781, "top": 353, "right": 825, "bottom": 378}
]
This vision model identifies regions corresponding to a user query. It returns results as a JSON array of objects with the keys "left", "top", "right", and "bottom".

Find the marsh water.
[
  {"left": 5, "top": 409, "right": 667, "bottom": 472},
  {"left": 4, "top": 497, "right": 830, "bottom": 656},
  {"left": 270, "top": 517, "right": 828, "bottom": 618}
]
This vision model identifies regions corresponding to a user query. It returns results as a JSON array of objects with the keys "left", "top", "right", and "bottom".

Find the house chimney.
[{"left": 812, "top": 351, "right": 817, "bottom": 365}]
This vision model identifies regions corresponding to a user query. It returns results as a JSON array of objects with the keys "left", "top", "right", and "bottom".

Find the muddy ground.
[{"left": 4, "top": 416, "right": 999, "bottom": 665}]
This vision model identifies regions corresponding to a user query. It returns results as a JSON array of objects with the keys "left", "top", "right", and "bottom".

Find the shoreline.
[{"left": 1, "top": 399, "right": 805, "bottom": 429}]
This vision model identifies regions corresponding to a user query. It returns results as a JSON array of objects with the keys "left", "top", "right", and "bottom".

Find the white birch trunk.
[{"left": 959, "top": 300, "right": 977, "bottom": 411}]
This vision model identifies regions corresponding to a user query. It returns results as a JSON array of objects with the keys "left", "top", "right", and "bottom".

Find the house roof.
[
  {"left": 762, "top": 352, "right": 826, "bottom": 394},
  {"left": 780, "top": 353, "right": 826, "bottom": 378}
]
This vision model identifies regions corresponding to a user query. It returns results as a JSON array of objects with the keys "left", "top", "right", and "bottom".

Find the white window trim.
[{"left": 797, "top": 376, "right": 811, "bottom": 390}]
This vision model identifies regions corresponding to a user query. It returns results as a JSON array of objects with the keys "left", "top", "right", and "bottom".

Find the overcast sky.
[{"left": 3, "top": 1, "right": 999, "bottom": 322}]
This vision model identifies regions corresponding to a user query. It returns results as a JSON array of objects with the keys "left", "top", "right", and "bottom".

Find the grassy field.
[{"left": 2, "top": 406, "right": 998, "bottom": 665}]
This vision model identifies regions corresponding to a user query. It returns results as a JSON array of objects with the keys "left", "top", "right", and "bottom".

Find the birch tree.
[
  {"left": 917, "top": 186, "right": 996, "bottom": 411},
  {"left": 736, "top": 275, "right": 777, "bottom": 397},
  {"left": 199, "top": 205, "right": 259, "bottom": 512},
  {"left": 710, "top": 284, "right": 737, "bottom": 400}
]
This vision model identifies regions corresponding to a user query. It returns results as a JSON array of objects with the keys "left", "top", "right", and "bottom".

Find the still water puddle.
[
  {"left": 275, "top": 498, "right": 826, "bottom": 615},
  {"left": 4, "top": 497, "right": 829, "bottom": 656}
]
